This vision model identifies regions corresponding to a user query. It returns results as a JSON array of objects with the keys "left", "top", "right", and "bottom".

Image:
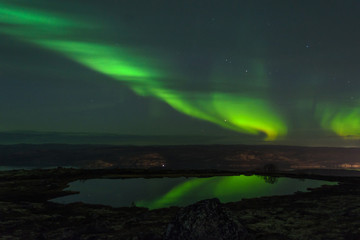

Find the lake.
[{"left": 51, "top": 175, "right": 337, "bottom": 209}]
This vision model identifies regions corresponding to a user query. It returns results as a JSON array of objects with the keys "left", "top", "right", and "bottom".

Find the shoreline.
[
  {"left": 1, "top": 168, "right": 360, "bottom": 239},
  {"left": 0, "top": 167, "right": 357, "bottom": 203}
]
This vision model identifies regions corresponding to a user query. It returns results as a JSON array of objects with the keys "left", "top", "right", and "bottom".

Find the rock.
[
  {"left": 164, "top": 198, "right": 251, "bottom": 240},
  {"left": 89, "top": 217, "right": 111, "bottom": 233},
  {"left": 41, "top": 228, "right": 80, "bottom": 240}
]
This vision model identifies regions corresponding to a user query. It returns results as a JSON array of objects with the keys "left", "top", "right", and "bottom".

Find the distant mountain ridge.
[{"left": 0, "top": 143, "right": 360, "bottom": 171}]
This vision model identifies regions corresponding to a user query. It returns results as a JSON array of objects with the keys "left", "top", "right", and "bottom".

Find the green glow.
[
  {"left": 213, "top": 175, "right": 268, "bottom": 202},
  {"left": 37, "top": 40, "right": 162, "bottom": 82},
  {"left": 0, "top": 3, "right": 72, "bottom": 27},
  {"left": 136, "top": 176, "right": 268, "bottom": 209},
  {"left": 136, "top": 178, "right": 212, "bottom": 209},
  {"left": 136, "top": 175, "right": 328, "bottom": 209},
  {"left": 0, "top": 2, "right": 86, "bottom": 39},
  {"left": 317, "top": 103, "right": 360, "bottom": 138},
  {"left": 0, "top": 2, "right": 288, "bottom": 140},
  {"left": 153, "top": 90, "right": 287, "bottom": 140}
]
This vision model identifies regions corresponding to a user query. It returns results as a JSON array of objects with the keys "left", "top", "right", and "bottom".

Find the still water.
[{"left": 51, "top": 175, "right": 336, "bottom": 209}]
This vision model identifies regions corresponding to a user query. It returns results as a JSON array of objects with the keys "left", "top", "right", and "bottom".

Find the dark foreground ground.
[{"left": 0, "top": 168, "right": 360, "bottom": 240}]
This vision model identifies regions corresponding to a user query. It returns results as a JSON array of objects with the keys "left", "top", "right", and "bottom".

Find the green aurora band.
[
  {"left": 317, "top": 103, "right": 360, "bottom": 138},
  {"left": 0, "top": 2, "right": 290, "bottom": 140},
  {"left": 136, "top": 176, "right": 268, "bottom": 209},
  {"left": 135, "top": 175, "right": 334, "bottom": 209},
  {"left": 137, "top": 176, "right": 271, "bottom": 209}
]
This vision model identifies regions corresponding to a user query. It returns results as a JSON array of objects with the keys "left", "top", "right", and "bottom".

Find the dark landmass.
[
  {"left": 1, "top": 144, "right": 360, "bottom": 170},
  {"left": 1, "top": 144, "right": 360, "bottom": 239},
  {"left": 0, "top": 168, "right": 360, "bottom": 240}
]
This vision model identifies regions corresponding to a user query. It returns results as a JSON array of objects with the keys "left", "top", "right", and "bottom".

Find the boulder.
[{"left": 164, "top": 198, "right": 251, "bottom": 240}]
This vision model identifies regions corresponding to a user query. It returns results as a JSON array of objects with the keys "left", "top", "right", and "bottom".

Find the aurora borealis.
[
  {"left": 135, "top": 176, "right": 335, "bottom": 209},
  {"left": 1, "top": 1, "right": 360, "bottom": 145}
]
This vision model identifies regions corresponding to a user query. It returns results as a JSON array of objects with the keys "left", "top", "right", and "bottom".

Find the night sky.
[{"left": 1, "top": 0, "right": 360, "bottom": 146}]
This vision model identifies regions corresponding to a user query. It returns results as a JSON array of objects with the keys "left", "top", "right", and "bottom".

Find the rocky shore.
[{"left": 0, "top": 168, "right": 359, "bottom": 240}]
